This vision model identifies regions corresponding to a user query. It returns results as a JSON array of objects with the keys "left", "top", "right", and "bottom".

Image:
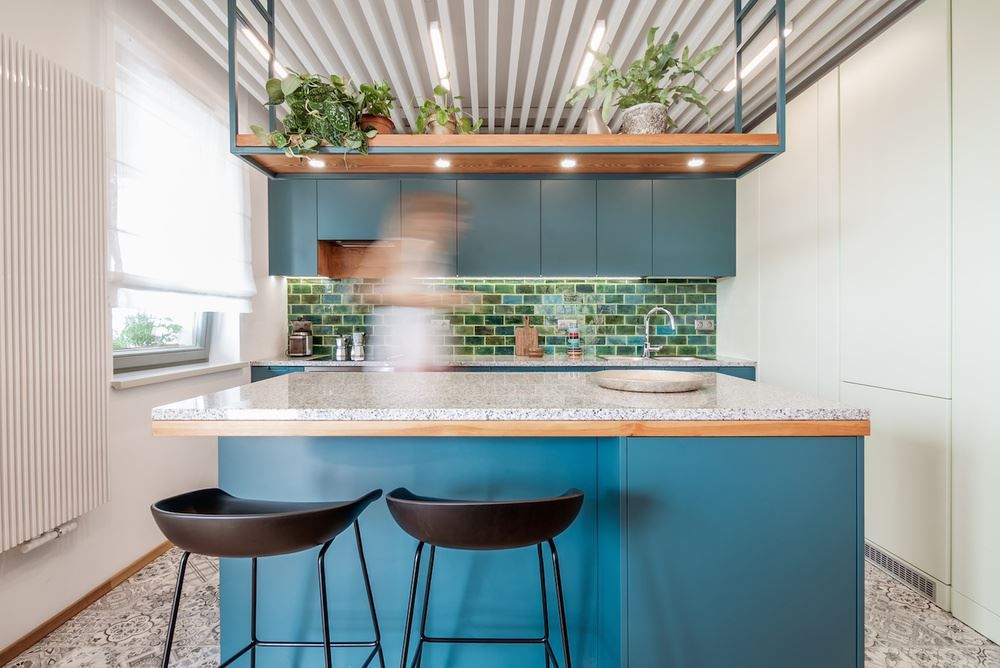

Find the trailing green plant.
[
  {"left": 566, "top": 27, "right": 720, "bottom": 129},
  {"left": 415, "top": 84, "right": 483, "bottom": 134},
  {"left": 359, "top": 80, "right": 395, "bottom": 118},
  {"left": 250, "top": 71, "right": 377, "bottom": 158}
]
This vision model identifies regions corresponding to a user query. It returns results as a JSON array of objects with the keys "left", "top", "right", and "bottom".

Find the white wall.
[
  {"left": 721, "top": 0, "right": 1000, "bottom": 640},
  {"left": 0, "top": 0, "right": 284, "bottom": 651},
  {"left": 951, "top": 0, "right": 1000, "bottom": 643}
]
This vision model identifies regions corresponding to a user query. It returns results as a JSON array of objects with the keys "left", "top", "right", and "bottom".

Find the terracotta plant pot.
[
  {"left": 426, "top": 117, "right": 458, "bottom": 135},
  {"left": 621, "top": 102, "right": 670, "bottom": 134},
  {"left": 361, "top": 114, "right": 394, "bottom": 135}
]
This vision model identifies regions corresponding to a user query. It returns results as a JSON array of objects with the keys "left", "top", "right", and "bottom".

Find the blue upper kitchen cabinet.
[
  {"left": 653, "top": 179, "right": 736, "bottom": 276},
  {"left": 597, "top": 180, "right": 652, "bottom": 276},
  {"left": 268, "top": 179, "right": 317, "bottom": 276},
  {"left": 457, "top": 180, "right": 541, "bottom": 276},
  {"left": 402, "top": 179, "right": 457, "bottom": 276},
  {"left": 317, "top": 179, "right": 401, "bottom": 240},
  {"left": 541, "top": 180, "right": 597, "bottom": 276}
]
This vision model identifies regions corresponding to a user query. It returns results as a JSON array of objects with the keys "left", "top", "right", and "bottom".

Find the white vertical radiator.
[{"left": 0, "top": 34, "right": 110, "bottom": 553}]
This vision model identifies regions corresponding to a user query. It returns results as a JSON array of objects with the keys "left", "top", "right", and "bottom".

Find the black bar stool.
[
  {"left": 151, "top": 487, "right": 384, "bottom": 668},
  {"left": 386, "top": 487, "right": 584, "bottom": 668}
]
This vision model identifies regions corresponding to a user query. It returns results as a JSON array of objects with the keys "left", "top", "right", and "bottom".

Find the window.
[
  {"left": 109, "top": 25, "right": 255, "bottom": 371},
  {"left": 112, "top": 309, "right": 212, "bottom": 371}
]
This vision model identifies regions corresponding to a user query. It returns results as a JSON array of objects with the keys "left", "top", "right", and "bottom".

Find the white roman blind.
[
  {"left": 110, "top": 28, "right": 255, "bottom": 313},
  {"left": 0, "top": 35, "right": 110, "bottom": 552}
]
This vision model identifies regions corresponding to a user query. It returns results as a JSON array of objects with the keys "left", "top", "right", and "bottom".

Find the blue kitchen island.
[{"left": 153, "top": 371, "right": 868, "bottom": 668}]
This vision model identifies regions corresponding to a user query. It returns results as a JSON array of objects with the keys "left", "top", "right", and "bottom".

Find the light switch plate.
[
  {"left": 557, "top": 319, "right": 577, "bottom": 330},
  {"left": 694, "top": 319, "right": 715, "bottom": 332}
]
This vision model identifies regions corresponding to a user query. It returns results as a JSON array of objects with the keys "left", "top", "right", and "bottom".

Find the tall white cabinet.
[
  {"left": 839, "top": 0, "right": 953, "bottom": 599},
  {"left": 839, "top": 0, "right": 952, "bottom": 400},
  {"left": 723, "top": 0, "right": 1000, "bottom": 640},
  {"left": 951, "top": 0, "right": 1000, "bottom": 643}
]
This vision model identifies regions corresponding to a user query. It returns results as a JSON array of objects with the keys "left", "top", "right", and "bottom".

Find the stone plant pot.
[
  {"left": 426, "top": 117, "right": 458, "bottom": 135},
  {"left": 360, "top": 114, "right": 394, "bottom": 135},
  {"left": 621, "top": 102, "right": 669, "bottom": 134}
]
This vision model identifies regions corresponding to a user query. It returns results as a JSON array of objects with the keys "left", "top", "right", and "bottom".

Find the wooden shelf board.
[{"left": 234, "top": 133, "right": 779, "bottom": 175}]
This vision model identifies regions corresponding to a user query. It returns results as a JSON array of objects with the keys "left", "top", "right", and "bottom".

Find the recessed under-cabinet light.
[
  {"left": 687, "top": 157, "right": 705, "bottom": 168},
  {"left": 435, "top": 158, "right": 452, "bottom": 169},
  {"left": 575, "top": 20, "right": 607, "bottom": 87},
  {"left": 560, "top": 158, "right": 578, "bottom": 168},
  {"left": 308, "top": 159, "right": 326, "bottom": 168},
  {"left": 724, "top": 23, "right": 793, "bottom": 92}
]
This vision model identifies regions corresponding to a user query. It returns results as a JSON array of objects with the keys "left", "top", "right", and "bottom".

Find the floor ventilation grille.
[{"left": 865, "top": 542, "right": 936, "bottom": 600}]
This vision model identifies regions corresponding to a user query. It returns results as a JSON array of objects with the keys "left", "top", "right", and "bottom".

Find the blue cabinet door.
[
  {"left": 268, "top": 179, "right": 317, "bottom": 276},
  {"left": 718, "top": 366, "right": 756, "bottom": 380},
  {"left": 597, "top": 180, "right": 652, "bottom": 276},
  {"left": 250, "top": 366, "right": 304, "bottom": 382},
  {"left": 402, "top": 179, "right": 458, "bottom": 276},
  {"left": 317, "top": 180, "right": 401, "bottom": 240},
  {"left": 457, "top": 180, "right": 541, "bottom": 276},
  {"left": 626, "top": 436, "right": 861, "bottom": 667},
  {"left": 541, "top": 180, "right": 597, "bottom": 276},
  {"left": 653, "top": 179, "right": 736, "bottom": 276}
]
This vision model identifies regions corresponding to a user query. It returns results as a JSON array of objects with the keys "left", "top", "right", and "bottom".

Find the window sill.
[{"left": 111, "top": 361, "right": 248, "bottom": 390}]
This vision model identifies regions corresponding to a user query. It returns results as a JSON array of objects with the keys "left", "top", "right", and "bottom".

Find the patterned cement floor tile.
[{"left": 6, "top": 551, "right": 999, "bottom": 667}]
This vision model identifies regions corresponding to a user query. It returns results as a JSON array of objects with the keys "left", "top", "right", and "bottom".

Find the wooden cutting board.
[{"left": 514, "top": 317, "right": 539, "bottom": 356}]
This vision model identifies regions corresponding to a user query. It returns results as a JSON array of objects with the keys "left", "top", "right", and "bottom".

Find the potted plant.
[
  {"left": 250, "top": 71, "right": 376, "bottom": 157},
  {"left": 567, "top": 28, "right": 720, "bottom": 134},
  {"left": 359, "top": 80, "right": 396, "bottom": 135},
  {"left": 416, "top": 85, "right": 483, "bottom": 134}
]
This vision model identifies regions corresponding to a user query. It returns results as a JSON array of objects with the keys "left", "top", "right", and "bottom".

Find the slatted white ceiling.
[{"left": 154, "top": 0, "right": 918, "bottom": 134}]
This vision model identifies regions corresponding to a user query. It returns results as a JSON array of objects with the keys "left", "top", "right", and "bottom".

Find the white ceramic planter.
[{"left": 621, "top": 102, "right": 669, "bottom": 134}]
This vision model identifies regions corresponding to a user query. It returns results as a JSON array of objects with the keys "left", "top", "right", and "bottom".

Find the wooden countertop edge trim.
[{"left": 152, "top": 419, "right": 871, "bottom": 438}]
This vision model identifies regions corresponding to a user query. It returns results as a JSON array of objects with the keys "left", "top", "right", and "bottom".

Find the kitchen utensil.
[
  {"left": 351, "top": 331, "right": 366, "bottom": 361},
  {"left": 514, "top": 317, "right": 539, "bottom": 356},
  {"left": 589, "top": 369, "right": 706, "bottom": 393},
  {"left": 288, "top": 317, "right": 313, "bottom": 356},
  {"left": 287, "top": 332, "right": 312, "bottom": 357},
  {"left": 334, "top": 335, "right": 350, "bottom": 361}
]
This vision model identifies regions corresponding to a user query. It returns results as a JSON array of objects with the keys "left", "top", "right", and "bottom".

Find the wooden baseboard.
[{"left": 0, "top": 540, "right": 173, "bottom": 665}]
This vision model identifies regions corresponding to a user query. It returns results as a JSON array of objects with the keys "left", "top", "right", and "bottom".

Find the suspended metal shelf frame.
[{"left": 226, "top": 0, "right": 786, "bottom": 178}]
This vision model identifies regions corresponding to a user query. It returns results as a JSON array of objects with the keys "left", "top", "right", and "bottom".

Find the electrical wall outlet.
[
  {"left": 431, "top": 319, "right": 451, "bottom": 333},
  {"left": 694, "top": 319, "right": 716, "bottom": 332},
  {"left": 557, "top": 319, "right": 577, "bottom": 330}
]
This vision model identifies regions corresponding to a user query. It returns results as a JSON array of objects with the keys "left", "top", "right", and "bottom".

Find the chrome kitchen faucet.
[{"left": 643, "top": 307, "right": 677, "bottom": 359}]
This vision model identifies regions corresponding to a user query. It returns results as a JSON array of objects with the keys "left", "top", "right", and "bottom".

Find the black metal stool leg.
[
  {"left": 317, "top": 540, "right": 335, "bottom": 668},
  {"left": 160, "top": 551, "right": 190, "bottom": 668},
  {"left": 400, "top": 542, "right": 425, "bottom": 668},
  {"left": 411, "top": 545, "right": 436, "bottom": 668},
  {"left": 354, "top": 520, "right": 385, "bottom": 668},
  {"left": 249, "top": 557, "right": 259, "bottom": 668},
  {"left": 548, "top": 539, "right": 572, "bottom": 668},
  {"left": 538, "top": 543, "right": 554, "bottom": 668}
]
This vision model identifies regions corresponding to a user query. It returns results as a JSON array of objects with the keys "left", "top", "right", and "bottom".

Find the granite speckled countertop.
[
  {"left": 153, "top": 370, "right": 865, "bottom": 423},
  {"left": 251, "top": 354, "right": 756, "bottom": 368}
]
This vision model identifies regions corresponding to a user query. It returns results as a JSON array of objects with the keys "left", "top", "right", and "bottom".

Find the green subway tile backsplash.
[{"left": 287, "top": 278, "right": 717, "bottom": 358}]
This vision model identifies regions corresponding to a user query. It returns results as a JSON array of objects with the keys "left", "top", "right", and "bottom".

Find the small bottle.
[{"left": 567, "top": 326, "right": 582, "bottom": 359}]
